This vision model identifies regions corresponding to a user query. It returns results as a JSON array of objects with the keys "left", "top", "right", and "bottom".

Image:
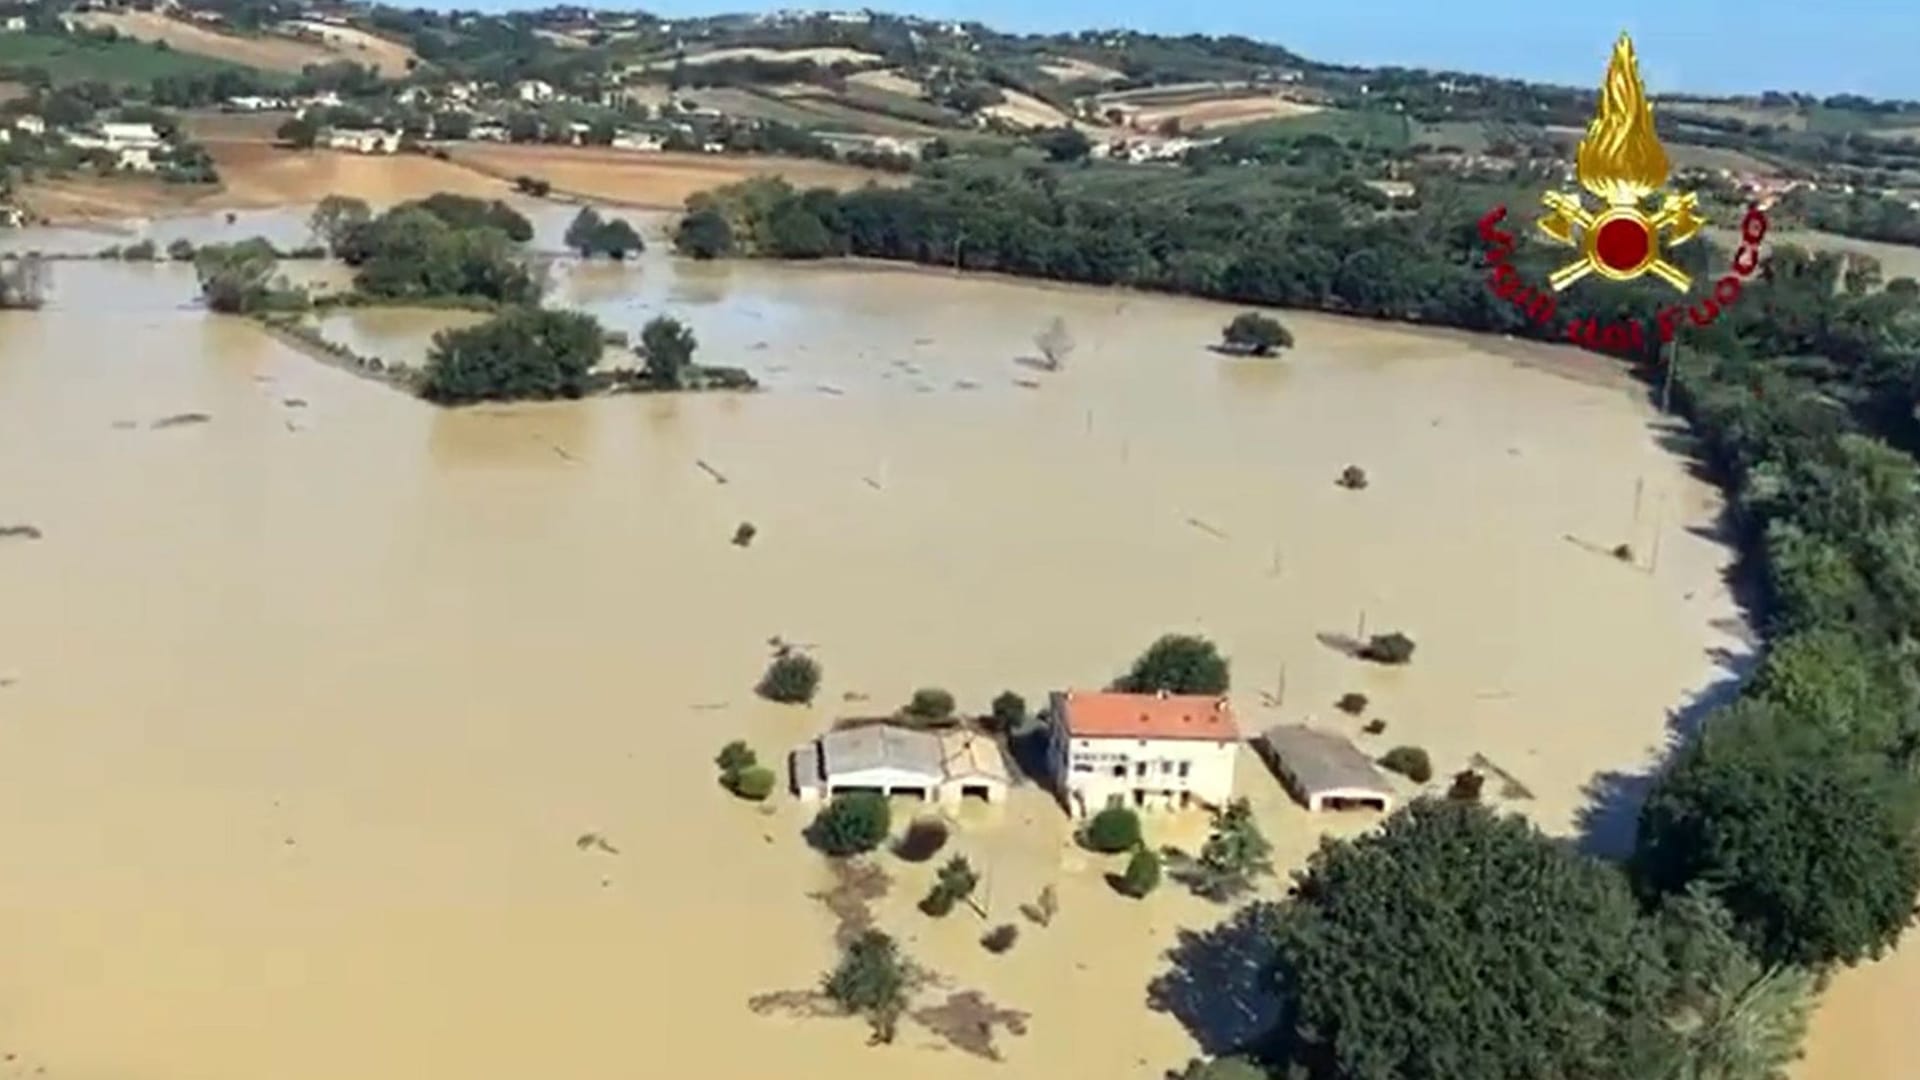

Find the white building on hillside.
[
  {"left": 515, "top": 79, "right": 556, "bottom": 104},
  {"left": 66, "top": 122, "right": 165, "bottom": 171},
  {"left": 323, "top": 127, "right": 400, "bottom": 154},
  {"left": 13, "top": 114, "right": 44, "bottom": 136},
  {"left": 469, "top": 122, "right": 509, "bottom": 142},
  {"left": 1049, "top": 690, "right": 1241, "bottom": 817},
  {"left": 2, "top": 15, "right": 28, "bottom": 32},
  {"left": 611, "top": 129, "right": 664, "bottom": 152}
]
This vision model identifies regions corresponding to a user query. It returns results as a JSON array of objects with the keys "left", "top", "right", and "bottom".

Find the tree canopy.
[
  {"left": 1116, "top": 633, "right": 1231, "bottom": 694},
  {"left": 419, "top": 307, "right": 603, "bottom": 404}
]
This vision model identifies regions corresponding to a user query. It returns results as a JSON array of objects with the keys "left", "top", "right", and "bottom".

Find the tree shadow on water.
[{"left": 1146, "top": 901, "right": 1285, "bottom": 1057}]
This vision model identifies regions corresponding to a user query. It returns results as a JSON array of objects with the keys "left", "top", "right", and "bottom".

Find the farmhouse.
[
  {"left": 2, "top": 14, "right": 27, "bottom": 32},
  {"left": 1048, "top": 690, "right": 1240, "bottom": 817},
  {"left": 66, "top": 122, "right": 165, "bottom": 171},
  {"left": 322, "top": 127, "right": 400, "bottom": 154},
  {"left": 1257, "top": 724, "right": 1395, "bottom": 813},
  {"left": 791, "top": 724, "right": 1009, "bottom": 807}
]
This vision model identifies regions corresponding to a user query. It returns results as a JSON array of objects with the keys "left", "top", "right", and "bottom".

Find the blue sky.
[{"left": 489, "top": 0, "right": 1918, "bottom": 99}]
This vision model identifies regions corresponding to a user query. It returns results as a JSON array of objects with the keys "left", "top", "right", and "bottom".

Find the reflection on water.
[{"left": 0, "top": 209, "right": 1764, "bottom": 1080}]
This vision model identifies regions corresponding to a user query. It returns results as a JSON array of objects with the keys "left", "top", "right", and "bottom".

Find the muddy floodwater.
[{"left": 0, "top": 209, "right": 1791, "bottom": 1080}]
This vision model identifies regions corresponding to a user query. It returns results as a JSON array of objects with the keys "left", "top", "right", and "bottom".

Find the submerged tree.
[
  {"left": 822, "top": 929, "right": 911, "bottom": 1044},
  {"left": 0, "top": 255, "right": 49, "bottom": 310},
  {"left": 418, "top": 308, "right": 603, "bottom": 403},
  {"left": 1116, "top": 633, "right": 1230, "bottom": 694},
  {"left": 1189, "top": 798, "right": 1272, "bottom": 901},
  {"left": 309, "top": 194, "right": 372, "bottom": 253},
  {"left": 192, "top": 240, "right": 305, "bottom": 315},
  {"left": 1035, "top": 316, "right": 1074, "bottom": 370},
  {"left": 1221, "top": 312, "right": 1292, "bottom": 355},
  {"left": 640, "top": 315, "right": 698, "bottom": 389}
]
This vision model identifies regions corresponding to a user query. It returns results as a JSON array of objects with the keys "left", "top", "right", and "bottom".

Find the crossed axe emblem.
[{"left": 1537, "top": 189, "right": 1706, "bottom": 293}]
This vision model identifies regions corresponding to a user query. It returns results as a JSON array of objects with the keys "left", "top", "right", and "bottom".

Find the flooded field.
[{"left": 0, "top": 210, "right": 1770, "bottom": 1080}]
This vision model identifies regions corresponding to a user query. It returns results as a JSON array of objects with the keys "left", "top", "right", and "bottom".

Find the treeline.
[
  {"left": 324, "top": 193, "right": 541, "bottom": 306},
  {"left": 684, "top": 160, "right": 1920, "bottom": 1078}
]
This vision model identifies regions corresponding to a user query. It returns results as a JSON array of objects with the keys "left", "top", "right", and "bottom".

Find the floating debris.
[
  {"left": 150, "top": 412, "right": 211, "bottom": 429},
  {"left": 0, "top": 525, "right": 43, "bottom": 541},
  {"left": 816, "top": 383, "right": 845, "bottom": 396},
  {"left": 696, "top": 459, "right": 729, "bottom": 484},
  {"left": 1469, "top": 753, "right": 1536, "bottom": 800},
  {"left": 732, "top": 522, "right": 758, "bottom": 547},
  {"left": 110, "top": 420, "right": 137, "bottom": 430},
  {"left": 282, "top": 397, "right": 308, "bottom": 409},
  {"left": 1185, "top": 517, "right": 1229, "bottom": 541},
  {"left": 1013, "top": 378, "right": 1041, "bottom": 390},
  {"left": 952, "top": 379, "right": 980, "bottom": 391},
  {"left": 575, "top": 832, "right": 619, "bottom": 855}
]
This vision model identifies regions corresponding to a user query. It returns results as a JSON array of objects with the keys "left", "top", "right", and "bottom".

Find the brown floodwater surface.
[{"left": 0, "top": 211, "right": 1813, "bottom": 1080}]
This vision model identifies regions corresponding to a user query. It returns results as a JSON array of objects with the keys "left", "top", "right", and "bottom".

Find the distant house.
[
  {"left": 791, "top": 724, "right": 1009, "bottom": 807},
  {"left": 223, "top": 95, "right": 288, "bottom": 112},
  {"left": 1, "top": 14, "right": 28, "bottom": 32},
  {"left": 66, "top": 122, "right": 165, "bottom": 171},
  {"left": 1257, "top": 724, "right": 1395, "bottom": 813},
  {"left": 515, "top": 79, "right": 556, "bottom": 104},
  {"left": 13, "top": 114, "right": 44, "bottom": 136},
  {"left": 322, "top": 127, "right": 400, "bottom": 154},
  {"left": 469, "top": 122, "right": 509, "bottom": 143},
  {"left": 1049, "top": 690, "right": 1240, "bottom": 818}
]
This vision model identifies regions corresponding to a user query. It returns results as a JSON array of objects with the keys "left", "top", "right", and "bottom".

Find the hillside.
[{"left": 70, "top": 10, "right": 417, "bottom": 77}]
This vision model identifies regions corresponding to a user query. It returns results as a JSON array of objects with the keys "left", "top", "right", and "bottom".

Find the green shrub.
[
  {"left": 981, "top": 924, "right": 1019, "bottom": 953},
  {"left": 758, "top": 653, "right": 821, "bottom": 704},
  {"left": 1084, "top": 807, "right": 1142, "bottom": 853},
  {"left": 1222, "top": 311, "right": 1292, "bottom": 355},
  {"left": 1360, "top": 632, "right": 1416, "bottom": 665},
  {"left": 1379, "top": 746, "right": 1433, "bottom": 783},
  {"left": 893, "top": 818, "right": 949, "bottom": 862},
  {"left": 1117, "top": 846, "right": 1162, "bottom": 897},
  {"left": 1116, "top": 633, "right": 1230, "bottom": 694},
  {"left": 729, "top": 765, "right": 776, "bottom": 801},
  {"left": 989, "top": 690, "right": 1028, "bottom": 732},
  {"left": 904, "top": 687, "right": 956, "bottom": 721},
  {"left": 165, "top": 238, "right": 196, "bottom": 261},
  {"left": 715, "top": 740, "right": 757, "bottom": 774},
  {"left": 810, "top": 792, "right": 891, "bottom": 855},
  {"left": 1336, "top": 692, "right": 1369, "bottom": 715}
]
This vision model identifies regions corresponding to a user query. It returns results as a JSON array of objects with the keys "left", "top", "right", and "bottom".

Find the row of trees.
[
  {"left": 321, "top": 194, "right": 542, "bottom": 306},
  {"left": 676, "top": 160, "right": 1920, "bottom": 1077}
]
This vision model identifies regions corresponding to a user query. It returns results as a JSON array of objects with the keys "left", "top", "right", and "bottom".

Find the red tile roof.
[{"left": 1057, "top": 691, "right": 1239, "bottom": 742}]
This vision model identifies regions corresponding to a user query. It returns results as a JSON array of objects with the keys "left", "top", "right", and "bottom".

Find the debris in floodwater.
[
  {"left": 0, "top": 525, "right": 43, "bottom": 541},
  {"left": 111, "top": 420, "right": 137, "bottom": 430},
  {"left": 283, "top": 398, "right": 308, "bottom": 408},
  {"left": 733, "top": 522, "right": 758, "bottom": 547},
  {"left": 576, "top": 832, "right": 619, "bottom": 855},
  {"left": 150, "top": 412, "right": 211, "bottom": 429}
]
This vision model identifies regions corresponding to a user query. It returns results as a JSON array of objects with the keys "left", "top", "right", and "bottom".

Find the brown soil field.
[
  {"left": 1131, "top": 95, "right": 1323, "bottom": 131},
  {"left": 984, "top": 88, "right": 1074, "bottom": 130},
  {"left": 441, "top": 144, "right": 905, "bottom": 209},
  {"left": 1040, "top": 56, "right": 1126, "bottom": 83},
  {"left": 645, "top": 45, "right": 883, "bottom": 70},
  {"left": 277, "top": 20, "right": 420, "bottom": 78},
  {"left": 209, "top": 143, "right": 509, "bottom": 207},
  {"left": 15, "top": 176, "right": 229, "bottom": 224},
  {"left": 1661, "top": 100, "right": 1807, "bottom": 132},
  {"left": 847, "top": 68, "right": 928, "bottom": 99},
  {"left": 69, "top": 11, "right": 400, "bottom": 77}
]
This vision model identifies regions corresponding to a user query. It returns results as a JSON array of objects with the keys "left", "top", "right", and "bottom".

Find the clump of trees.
[
  {"left": 1221, "top": 312, "right": 1292, "bottom": 355},
  {"left": 1335, "top": 691, "right": 1369, "bottom": 715},
  {"left": 332, "top": 195, "right": 539, "bottom": 306},
  {"left": 988, "top": 690, "right": 1028, "bottom": 732},
  {"left": 1083, "top": 806, "right": 1142, "bottom": 854},
  {"left": 564, "top": 206, "right": 644, "bottom": 260},
  {"left": 810, "top": 791, "right": 891, "bottom": 856},
  {"left": 1115, "top": 633, "right": 1230, "bottom": 694},
  {"left": 674, "top": 207, "right": 735, "bottom": 259},
  {"left": 822, "top": 929, "right": 911, "bottom": 1043},
  {"left": 418, "top": 308, "right": 602, "bottom": 404},
  {"left": 192, "top": 239, "right": 308, "bottom": 315},
  {"left": 757, "top": 652, "right": 820, "bottom": 705}
]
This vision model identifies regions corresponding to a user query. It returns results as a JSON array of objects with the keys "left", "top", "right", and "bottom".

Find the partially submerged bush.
[
  {"left": 981, "top": 924, "right": 1019, "bottom": 953},
  {"left": 903, "top": 687, "right": 956, "bottom": 722},
  {"left": 1448, "top": 769, "right": 1486, "bottom": 801},
  {"left": 810, "top": 791, "right": 891, "bottom": 855},
  {"left": 822, "top": 929, "right": 909, "bottom": 1043},
  {"left": 893, "top": 818, "right": 950, "bottom": 863},
  {"left": 1363, "top": 718, "right": 1388, "bottom": 735},
  {"left": 732, "top": 522, "right": 757, "bottom": 547},
  {"left": 1360, "top": 632, "right": 1416, "bottom": 665},
  {"left": 988, "top": 690, "right": 1028, "bottom": 732},
  {"left": 758, "top": 653, "right": 821, "bottom": 704},
  {"left": 919, "top": 855, "right": 978, "bottom": 917},
  {"left": 729, "top": 765, "right": 776, "bottom": 801},
  {"left": 1338, "top": 465, "right": 1369, "bottom": 490},
  {"left": 716, "top": 740, "right": 757, "bottom": 774},
  {"left": 1084, "top": 807, "right": 1142, "bottom": 854},
  {"left": 1336, "top": 692, "right": 1369, "bottom": 715},
  {"left": 1116, "top": 846, "right": 1162, "bottom": 897},
  {"left": 1378, "top": 745, "right": 1434, "bottom": 783}
]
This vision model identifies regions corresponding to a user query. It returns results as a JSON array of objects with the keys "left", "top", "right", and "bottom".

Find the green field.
[{"left": 0, "top": 31, "right": 248, "bottom": 85}]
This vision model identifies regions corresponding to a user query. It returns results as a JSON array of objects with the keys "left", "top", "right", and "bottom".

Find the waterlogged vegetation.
[{"left": 670, "top": 135, "right": 1920, "bottom": 1078}]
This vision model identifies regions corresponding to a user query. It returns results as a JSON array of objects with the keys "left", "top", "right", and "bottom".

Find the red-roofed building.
[{"left": 1048, "top": 690, "right": 1241, "bottom": 818}]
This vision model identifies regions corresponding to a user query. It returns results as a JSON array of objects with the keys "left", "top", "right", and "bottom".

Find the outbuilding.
[
  {"left": 1258, "top": 723, "right": 1396, "bottom": 813},
  {"left": 790, "top": 724, "right": 944, "bottom": 803},
  {"left": 936, "top": 730, "right": 1009, "bottom": 806}
]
